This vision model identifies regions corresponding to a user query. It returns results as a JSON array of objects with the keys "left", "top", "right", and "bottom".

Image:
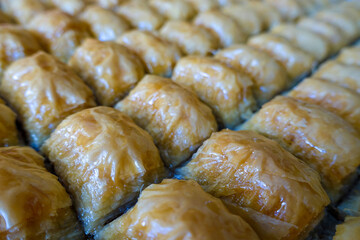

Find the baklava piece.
[
  {"left": 41, "top": 107, "right": 166, "bottom": 234},
  {"left": 0, "top": 99, "right": 19, "bottom": 147},
  {"left": 69, "top": 39, "right": 145, "bottom": 106},
  {"left": 313, "top": 60, "right": 360, "bottom": 94},
  {"left": 0, "top": 24, "right": 42, "bottom": 77},
  {"left": 96, "top": 179, "right": 260, "bottom": 240},
  {"left": 160, "top": 21, "right": 219, "bottom": 56},
  {"left": 184, "top": 0, "right": 219, "bottom": 12},
  {"left": 271, "top": 24, "right": 331, "bottom": 61},
  {"left": 78, "top": 5, "right": 130, "bottom": 42},
  {"left": 289, "top": 78, "right": 360, "bottom": 133},
  {"left": 0, "top": 52, "right": 96, "bottom": 149},
  {"left": 47, "top": 0, "right": 86, "bottom": 15},
  {"left": 242, "top": 96, "right": 360, "bottom": 201},
  {"left": 334, "top": 217, "right": 360, "bottom": 240},
  {"left": 27, "top": 10, "right": 91, "bottom": 62},
  {"left": 297, "top": 17, "right": 347, "bottom": 54},
  {"left": 179, "top": 130, "right": 329, "bottom": 240},
  {"left": 248, "top": 33, "right": 315, "bottom": 81},
  {"left": 1, "top": 0, "right": 45, "bottom": 24},
  {"left": 337, "top": 47, "right": 360, "bottom": 67},
  {"left": 264, "top": 0, "right": 304, "bottom": 21},
  {"left": 215, "top": 44, "right": 289, "bottom": 104},
  {"left": 172, "top": 56, "right": 256, "bottom": 128},
  {"left": 95, "top": 0, "right": 125, "bottom": 9},
  {"left": 115, "top": 75, "right": 217, "bottom": 168},
  {"left": 114, "top": 1, "right": 164, "bottom": 31},
  {"left": 149, "top": 0, "right": 196, "bottom": 21},
  {"left": 246, "top": 2, "right": 283, "bottom": 30},
  {"left": 221, "top": 4, "right": 263, "bottom": 36},
  {"left": 0, "top": 146, "right": 83, "bottom": 239},
  {"left": 194, "top": 10, "right": 247, "bottom": 48},
  {"left": 116, "top": 30, "right": 182, "bottom": 77}
]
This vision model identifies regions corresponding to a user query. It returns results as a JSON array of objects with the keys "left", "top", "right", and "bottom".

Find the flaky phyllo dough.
[
  {"left": 0, "top": 146, "right": 83, "bottom": 239},
  {"left": 0, "top": 51, "right": 96, "bottom": 149},
  {"left": 179, "top": 130, "right": 330, "bottom": 240},
  {"left": 42, "top": 107, "right": 166, "bottom": 234},
  {"left": 0, "top": 99, "right": 19, "bottom": 147},
  {"left": 96, "top": 179, "right": 260, "bottom": 240}
]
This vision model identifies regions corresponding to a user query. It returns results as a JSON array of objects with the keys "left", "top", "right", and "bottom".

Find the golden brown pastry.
[
  {"left": 0, "top": 11, "right": 12, "bottom": 23},
  {"left": 116, "top": 30, "right": 182, "bottom": 77},
  {"left": 248, "top": 33, "right": 315, "bottom": 80},
  {"left": 114, "top": 1, "right": 164, "bottom": 31},
  {"left": 313, "top": 60, "right": 360, "bottom": 94},
  {"left": 193, "top": 10, "right": 247, "bottom": 48},
  {"left": 149, "top": 0, "right": 196, "bottom": 21},
  {"left": 49, "top": 0, "right": 85, "bottom": 15},
  {"left": 115, "top": 75, "right": 217, "bottom": 168},
  {"left": 289, "top": 78, "right": 360, "bottom": 133},
  {"left": 337, "top": 47, "right": 360, "bottom": 67},
  {"left": 246, "top": 2, "right": 283, "bottom": 30},
  {"left": 0, "top": 24, "right": 42, "bottom": 77},
  {"left": 1, "top": 0, "right": 45, "bottom": 24},
  {"left": 264, "top": 0, "right": 304, "bottom": 21},
  {"left": 184, "top": 0, "right": 219, "bottom": 12},
  {"left": 271, "top": 24, "right": 331, "bottom": 61},
  {"left": 0, "top": 99, "right": 19, "bottom": 147},
  {"left": 218, "top": 0, "right": 250, "bottom": 6},
  {"left": 95, "top": 179, "right": 260, "bottom": 240},
  {"left": 314, "top": 11, "right": 359, "bottom": 43},
  {"left": 69, "top": 39, "right": 145, "bottom": 106},
  {"left": 178, "top": 130, "right": 330, "bottom": 240},
  {"left": 27, "top": 10, "right": 91, "bottom": 62},
  {"left": 221, "top": 5, "right": 262, "bottom": 36},
  {"left": 172, "top": 56, "right": 256, "bottom": 128},
  {"left": 297, "top": 0, "right": 317, "bottom": 15},
  {"left": 297, "top": 17, "right": 348, "bottom": 54},
  {"left": 334, "top": 217, "right": 360, "bottom": 240},
  {"left": 160, "top": 21, "right": 219, "bottom": 56},
  {"left": 41, "top": 106, "right": 166, "bottom": 234},
  {"left": 0, "top": 51, "right": 96, "bottom": 149},
  {"left": 330, "top": 4, "right": 360, "bottom": 29},
  {"left": 78, "top": 5, "right": 130, "bottom": 41},
  {"left": 95, "top": 0, "right": 125, "bottom": 8},
  {"left": 215, "top": 44, "right": 289, "bottom": 104},
  {"left": 0, "top": 146, "right": 83, "bottom": 239},
  {"left": 242, "top": 96, "right": 360, "bottom": 201}
]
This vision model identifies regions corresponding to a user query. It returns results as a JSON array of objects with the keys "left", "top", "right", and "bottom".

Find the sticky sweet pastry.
[
  {"left": 78, "top": 5, "right": 130, "bottom": 42},
  {"left": 246, "top": 2, "right": 283, "bottom": 30},
  {"left": 333, "top": 217, "right": 360, "bottom": 240},
  {"left": 0, "top": 99, "right": 19, "bottom": 147},
  {"left": 242, "top": 96, "right": 360, "bottom": 201},
  {"left": 214, "top": 44, "right": 289, "bottom": 104},
  {"left": 69, "top": 39, "right": 145, "bottom": 106},
  {"left": 115, "top": 75, "right": 218, "bottom": 168},
  {"left": 264, "top": 0, "right": 304, "bottom": 21},
  {"left": 248, "top": 33, "right": 316, "bottom": 80},
  {"left": 297, "top": 17, "right": 348, "bottom": 54},
  {"left": 116, "top": 30, "right": 182, "bottom": 77},
  {"left": 337, "top": 46, "right": 360, "bottom": 67},
  {"left": 178, "top": 129, "right": 330, "bottom": 240},
  {"left": 184, "top": 0, "right": 219, "bottom": 12},
  {"left": 172, "top": 56, "right": 256, "bottom": 128},
  {"left": 0, "top": 51, "right": 96, "bottom": 149},
  {"left": 271, "top": 24, "right": 331, "bottom": 61},
  {"left": 114, "top": 1, "right": 164, "bottom": 31},
  {"left": 46, "top": 0, "right": 86, "bottom": 15},
  {"left": 313, "top": 60, "right": 360, "bottom": 94},
  {"left": 329, "top": 5, "right": 360, "bottom": 29},
  {"left": 1, "top": 0, "right": 46, "bottom": 24},
  {"left": 0, "top": 24, "right": 43, "bottom": 77},
  {"left": 314, "top": 10, "right": 359, "bottom": 44},
  {"left": 95, "top": 0, "right": 125, "bottom": 9},
  {"left": 0, "top": 146, "right": 83, "bottom": 239},
  {"left": 160, "top": 20, "right": 219, "bottom": 56},
  {"left": 0, "top": 10, "right": 12, "bottom": 23},
  {"left": 221, "top": 4, "right": 263, "bottom": 36},
  {"left": 95, "top": 179, "right": 260, "bottom": 240},
  {"left": 289, "top": 78, "right": 360, "bottom": 133},
  {"left": 193, "top": 10, "right": 247, "bottom": 48},
  {"left": 27, "top": 10, "right": 91, "bottom": 62},
  {"left": 41, "top": 106, "right": 166, "bottom": 234},
  {"left": 149, "top": 0, "right": 196, "bottom": 21}
]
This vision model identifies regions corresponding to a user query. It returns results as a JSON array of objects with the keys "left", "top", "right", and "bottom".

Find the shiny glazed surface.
[
  {"left": 0, "top": 100, "right": 18, "bottom": 147},
  {"left": 96, "top": 179, "right": 260, "bottom": 240},
  {"left": 115, "top": 75, "right": 217, "bottom": 168},
  {"left": 41, "top": 106, "right": 166, "bottom": 234}
]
